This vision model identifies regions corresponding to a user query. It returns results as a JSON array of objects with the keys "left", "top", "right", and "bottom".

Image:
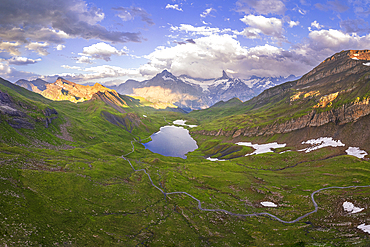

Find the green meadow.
[{"left": 1, "top": 79, "right": 370, "bottom": 246}]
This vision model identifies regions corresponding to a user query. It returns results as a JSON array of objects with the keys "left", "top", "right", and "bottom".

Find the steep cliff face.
[{"left": 194, "top": 98, "right": 370, "bottom": 137}]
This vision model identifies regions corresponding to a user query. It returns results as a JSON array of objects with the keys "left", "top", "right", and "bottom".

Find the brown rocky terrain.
[{"left": 40, "top": 77, "right": 126, "bottom": 105}]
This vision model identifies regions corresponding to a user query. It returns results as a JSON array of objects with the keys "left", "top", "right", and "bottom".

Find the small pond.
[{"left": 143, "top": 125, "right": 198, "bottom": 159}]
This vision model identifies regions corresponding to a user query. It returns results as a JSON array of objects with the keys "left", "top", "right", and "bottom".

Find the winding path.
[{"left": 121, "top": 140, "right": 370, "bottom": 224}]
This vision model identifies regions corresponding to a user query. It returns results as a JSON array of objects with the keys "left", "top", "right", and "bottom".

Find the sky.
[{"left": 0, "top": 0, "right": 370, "bottom": 85}]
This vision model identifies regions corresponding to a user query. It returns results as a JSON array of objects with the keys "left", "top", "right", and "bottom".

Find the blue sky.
[{"left": 0, "top": 0, "right": 370, "bottom": 84}]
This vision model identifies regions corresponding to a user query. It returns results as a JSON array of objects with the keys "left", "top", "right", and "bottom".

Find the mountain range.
[
  {"left": 15, "top": 70, "right": 298, "bottom": 112},
  {"left": 110, "top": 70, "right": 298, "bottom": 111}
]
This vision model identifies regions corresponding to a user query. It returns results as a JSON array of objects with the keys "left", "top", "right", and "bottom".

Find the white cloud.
[
  {"left": 294, "top": 29, "right": 370, "bottom": 64},
  {"left": 165, "top": 4, "right": 183, "bottom": 11},
  {"left": 311, "top": 20, "right": 324, "bottom": 29},
  {"left": 56, "top": 44, "right": 66, "bottom": 51},
  {"left": 289, "top": 20, "right": 300, "bottom": 28},
  {"left": 239, "top": 15, "right": 284, "bottom": 40},
  {"left": 76, "top": 55, "right": 94, "bottom": 64},
  {"left": 236, "top": 0, "right": 286, "bottom": 15},
  {"left": 0, "top": 62, "right": 38, "bottom": 81},
  {"left": 80, "top": 42, "right": 127, "bottom": 61},
  {"left": 43, "top": 65, "right": 141, "bottom": 82},
  {"left": 170, "top": 24, "right": 232, "bottom": 36},
  {"left": 200, "top": 8, "right": 215, "bottom": 18},
  {"left": 0, "top": 41, "right": 21, "bottom": 56},
  {"left": 139, "top": 34, "right": 312, "bottom": 79},
  {"left": 308, "top": 29, "right": 370, "bottom": 51},
  {"left": 61, "top": 65, "right": 81, "bottom": 70},
  {"left": 25, "top": 42, "right": 49, "bottom": 56},
  {"left": 8, "top": 57, "right": 41, "bottom": 65}
]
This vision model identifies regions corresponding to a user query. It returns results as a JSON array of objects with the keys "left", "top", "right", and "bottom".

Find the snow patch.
[
  {"left": 363, "top": 62, "right": 370, "bottom": 66},
  {"left": 180, "top": 77, "right": 213, "bottom": 92},
  {"left": 236, "top": 142, "right": 286, "bottom": 156},
  {"left": 358, "top": 224, "right": 370, "bottom": 234},
  {"left": 207, "top": 157, "right": 226, "bottom": 161},
  {"left": 261, "top": 201, "right": 277, "bottom": 207},
  {"left": 352, "top": 57, "right": 359, "bottom": 60},
  {"left": 162, "top": 76, "right": 174, "bottom": 81},
  {"left": 346, "top": 147, "right": 368, "bottom": 159},
  {"left": 173, "top": 119, "right": 197, "bottom": 128},
  {"left": 343, "top": 201, "right": 364, "bottom": 214},
  {"left": 298, "top": 137, "right": 345, "bottom": 153}
]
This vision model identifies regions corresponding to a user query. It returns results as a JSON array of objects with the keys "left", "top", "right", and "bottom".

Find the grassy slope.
[
  {"left": 1, "top": 79, "right": 370, "bottom": 246},
  {"left": 189, "top": 69, "right": 370, "bottom": 133}
]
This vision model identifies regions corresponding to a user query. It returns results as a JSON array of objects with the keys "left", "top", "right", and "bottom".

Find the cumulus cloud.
[
  {"left": 76, "top": 55, "right": 94, "bottom": 64},
  {"left": 8, "top": 57, "right": 41, "bottom": 65},
  {"left": 56, "top": 44, "right": 66, "bottom": 51},
  {"left": 80, "top": 42, "right": 127, "bottom": 61},
  {"left": 113, "top": 6, "right": 154, "bottom": 26},
  {"left": 236, "top": 0, "right": 286, "bottom": 15},
  {"left": 310, "top": 20, "right": 324, "bottom": 30},
  {"left": 25, "top": 42, "right": 50, "bottom": 56},
  {"left": 294, "top": 28, "right": 370, "bottom": 64},
  {"left": 165, "top": 4, "right": 183, "bottom": 11},
  {"left": 0, "top": 62, "right": 39, "bottom": 82},
  {"left": 289, "top": 21, "right": 300, "bottom": 28},
  {"left": 238, "top": 15, "right": 284, "bottom": 40},
  {"left": 0, "top": 0, "right": 142, "bottom": 50},
  {"left": 138, "top": 34, "right": 312, "bottom": 79},
  {"left": 200, "top": 8, "right": 215, "bottom": 18},
  {"left": 307, "top": 29, "right": 370, "bottom": 51},
  {"left": 0, "top": 41, "right": 21, "bottom": 56}
]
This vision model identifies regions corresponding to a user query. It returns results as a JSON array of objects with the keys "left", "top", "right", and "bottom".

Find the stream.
[{"left": 122, "top": 140, "right": 370, "bottom": 224}]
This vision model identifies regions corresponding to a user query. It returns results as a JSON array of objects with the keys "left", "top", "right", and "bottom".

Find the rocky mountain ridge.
[
  {"left": 111, "top": 70, "right": 298, "bottom": 111},
  {"left": 16, "top": 77, "right": 128, "bottom": 110},
  {"left": 192, "top": 49, "right": 370, "bottom": 138},
  {"left": 15, "top": 70, "right": 298, "bottom": 111}
]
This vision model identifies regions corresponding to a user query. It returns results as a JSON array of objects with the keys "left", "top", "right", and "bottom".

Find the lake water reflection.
[{"left": 143, "top": 125, "right": 198, "bottom": 159}]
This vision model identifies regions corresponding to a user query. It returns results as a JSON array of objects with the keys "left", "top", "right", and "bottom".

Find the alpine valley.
[{"left": 1, "top": 49, "right": 370, "bottom": 246}]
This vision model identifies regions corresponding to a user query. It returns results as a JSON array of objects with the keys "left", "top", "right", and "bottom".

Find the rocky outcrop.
[
  {"left": 297, "top": 50, "right": 370, "bottom": 86},
  {"left": 42, "top": 107, "right": 58, "bottom": 128},
  {"left": 7, "top": 118, "right": 34, "bottom": 129},
  {"left": 0, "top": 91, "right": 12, "bottom": 104},
  {"left": 194, "top": 99, "right": 370, "bottom": 138}
]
